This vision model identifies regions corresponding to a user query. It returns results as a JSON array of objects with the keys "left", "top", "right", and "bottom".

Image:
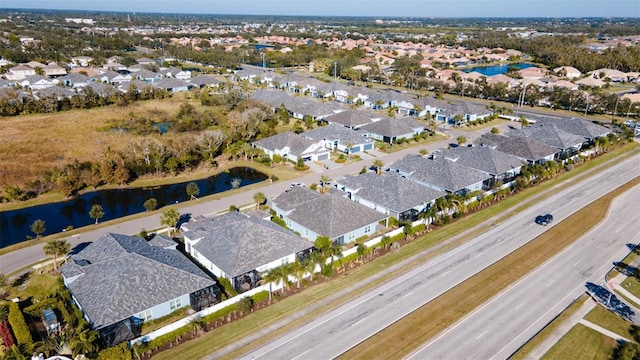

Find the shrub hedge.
[
  {"left": 96, "top": 342, "right": 131, "bottom": 360},
  {"left": 7, "top": 301, "right": 33, "bottom": 347}
]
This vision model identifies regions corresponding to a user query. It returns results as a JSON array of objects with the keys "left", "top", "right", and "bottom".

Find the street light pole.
[
  {"left": 334, "top": 61, "right": 337, "bottom": 80},
  {"left": 612, "top": 96, "right": 620, "bottom": 122},
  {"left": 262, "top": 53, "right": 266, "bottom": 69}
]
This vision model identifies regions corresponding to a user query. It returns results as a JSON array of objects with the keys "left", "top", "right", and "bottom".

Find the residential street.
[
  {"left": 0, "top": 123, "right": 491, "bottom": 275},
  {"left": 238, "top": 152, "right": 640, "bottom": 360}
]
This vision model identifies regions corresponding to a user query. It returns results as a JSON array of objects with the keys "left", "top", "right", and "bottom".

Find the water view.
[
  {"left": 0, "top": 167, "right": 267, "bottom": 248},
  {"left": 462, "top": 62, "right": 534, "bottom": 76}
]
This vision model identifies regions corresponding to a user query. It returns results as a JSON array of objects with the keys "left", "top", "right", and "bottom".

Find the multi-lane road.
[
  {"left": 239, "top": 152, "right": 640, "bottom": 360},
  {"left": 407, "top": 182, "right": 640, "bottom": 359}
]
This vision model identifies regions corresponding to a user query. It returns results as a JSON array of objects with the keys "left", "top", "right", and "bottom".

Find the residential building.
[
  {"left": 303, "top": 123, "right": 374, "bottom": 154},
  {"left": 181, "top": 211, "right": 313, "bottom": 293},
  {"left": 271, "top": 186, "right": 387, "bottom": 245},
  {"left": 61, "top": 233, "right": 219, "bottom": 347},
  {"left": 359, "top": 116, "right": 426, "bottom": 144},
  {"left": 252, "top": 131, "right": 331, "bottom": 162}
]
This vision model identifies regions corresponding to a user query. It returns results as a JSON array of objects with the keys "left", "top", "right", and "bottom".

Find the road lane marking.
[
  {"left": 476, "top": 330, "right": 488, "bottom": 340},
  {"left": 597, "top": 243, "right": 602, "bottom": 248},
  {"left": 546, "top": 280, "right": 555, "bottom": 287},
  {"left": 402, "top": 291, "right": 414, "bottom": 299},
  {"left": 440, "top": 270, "right": 451, "bottom": 277},
  {"left": 351, "top": 317, "right": 368, "bottom": 327},
  {"left": 515, "top": 302, "right": 525, "bottom": 310},
  {"left": 574, "top": 261, "right": 581, "bottom": 267}
]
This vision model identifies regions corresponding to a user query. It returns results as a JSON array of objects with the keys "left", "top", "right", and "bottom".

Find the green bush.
[
  {"left": 411, "top": 224, "right": 426, "bottom": 234},
  {"left": 218, "top": 278, "right": 238, "bottom": 298},
  {"left": 96, "top": 342, "right": 131, "bottom": 360},
  {"left": 341, "top": 253, "right": 359, "bottom": 264},
  {"left": 355, "top": 235, "right": 368, "bottom": 243},
  {"left": 309, "top": 183, "right": 318, "bottom": 191},
  {"left": 7, "top": 301, "right": 33, "bottom": 347},
  {"left": 23, "top": 297, "right": 58, "bottom": 317},
  {"left": 251, "top": 291, "right": 269, "bottom": 304}
]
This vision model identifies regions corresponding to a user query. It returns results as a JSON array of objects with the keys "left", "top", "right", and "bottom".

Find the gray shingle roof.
[
  {"left": 61, "top": 233, "right": 215, "bottom": 330},
  {"left": 359, "top": 117, "right": 425, "bottom": 138},
  {"left": 389, "top": 154, "right": 491, "bottom": 193},
  {"left": 303, "top": 122, "right": 371, "bottom": 145},
  {"left": 474, "top": 133, "right": 559, "bottom": 162},
  {"left": 531, "top": 116, "right": 610, "bottom": 139},
  {"left": 182, "top": 212, "right": 312, "bottom": 277},
  {"left": 338, "top": 172, "right": 446, "bottom": 213},
  {"left": 506, "top": 124, "right": 586, "bottom": 149},
  {"left": 272, "top": 187, "right": 387, "bottom": 239},
  {"left": 252, "top": 131, "right": 319, "bottom": 157},
  {"left": 321, "top": 109, "right": 381, "bottom": 128},
  {"left": 436, "top": 145, "right": 525, "bottom": 176},
  {"left": 189, "top": 74, "right": 222, "bottom": 87},
  {"left": 153, "top": 77, "right": 191, "bottom": 90}
]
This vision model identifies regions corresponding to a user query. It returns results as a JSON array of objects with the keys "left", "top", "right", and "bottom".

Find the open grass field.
[
  {"left": 584, "top": 304, "right": 636, "bottom": 340},
  {"left": 0, "top": 93, "right": 202, "bottom": 188},
  {"left": 541, "top": 324, "right": 616, "bottom": 360},
  {"left": 621, "top": 276, "right": 640, "bottom": 302},
  {"left": 150, "top": 145, "right": 639, "bottom": 360},
  {"left": 339, "top": 177, "right": 639, "bottom": 360}
]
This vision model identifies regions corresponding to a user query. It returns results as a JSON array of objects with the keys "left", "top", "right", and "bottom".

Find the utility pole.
[
  {"left": 334, "top": 61, "right": 337, "bottom": 80},
  {"left": 585, "top": 95, "right": 590, "bottom": 117},
  {"left": 262, "top": 53, "right": 266, "bottom": 69},
  {"left": 612, "top": 96, "right": 620, "bottom": 122}
]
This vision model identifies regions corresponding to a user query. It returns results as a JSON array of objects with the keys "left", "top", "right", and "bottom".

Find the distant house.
[
  {"left": 474, "top": 133, "right": 558, "bottom": 164},
  {"left": 6, "top": 65, "right": 36, "bottom": 81},
  {"left": 505, "top": 122, "right": 589, "bottom": 160},
  {"left": 153, "top": 78, "right": 193, "bottom": 92},
  {"left": 17, "top": 75, "right": 56, "bottom": 90},
  {"left": 42, "top": 62, "right": 67, "bottom": 77},
  {"left": 336, "top": 172, "right": 446, "bottom": 222},
  {"left": 271, "top": 186, "right": 387, "bottom": 245},
  {"left": 70, "top": 56, "right": 94, "bottom": 67},
  {"left": 252, "top": 131, "right": 331, "bottom": 162},
  {"left": 181, "top": 211, "right": 313, "bottom": 293},
  {"left": 412, "top": 96, "right": 449, "bottom": 117},
  {"left": 189, "top": 74, "right": 222, "bottom": 88},
  {"left": 320, "top": 109, "right": 381, "bottom": 129},
  {"left": 359, "top": 116, "right": 426, "bottom": 144},
  {"left": 435, "top": 145, "right": 525, "bottom": 187},
  {"left": 59, "top": 73, "right": 91, "bottom": 88},
  {"left": 437, "top": 102, "right": 493, "bottom": 124},
  {"left": 302, "top": 122, "right": 374, "bottom": 153},
  {"left": 160, "top": 67, "right": 191, "bottom": 80},
  {"left": 389, "top": 154, "right": 492, "bottom": 195},
  {"left": 553, "top": 66, "right": 582, "bottom": 79},
  {"left": 61, "top": 233, "right": 219, "bottom": 347}
]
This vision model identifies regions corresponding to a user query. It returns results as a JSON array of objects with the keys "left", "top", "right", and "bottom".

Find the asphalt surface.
[
  {"left": 0, "top": 125, "right": 491, "bottom": 275},
  {"left": 238, "top": 152, "right": 640, "bottom": 360},
  {"left": 406, "top": 182, "right": 640, "bottom": 360}
]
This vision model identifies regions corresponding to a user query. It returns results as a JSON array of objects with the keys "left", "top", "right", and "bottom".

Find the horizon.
[{"left": 2, "top": 1, "right": 639, "bottom": 18}]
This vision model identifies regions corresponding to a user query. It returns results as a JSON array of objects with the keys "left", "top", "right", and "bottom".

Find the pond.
[
  {"left": 0, "top": 167, "right": 267, "bottom": 248},
  {"left": 462, "top": 63, "right": 534, "bottom": 76}
]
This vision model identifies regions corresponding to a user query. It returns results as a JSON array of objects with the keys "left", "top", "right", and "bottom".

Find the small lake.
[
  {"left": 462, "top": 63, "right": 534, "bottom": 76},
  {"left": 0, "top": 167, "right": 267, "bottom": 248}
]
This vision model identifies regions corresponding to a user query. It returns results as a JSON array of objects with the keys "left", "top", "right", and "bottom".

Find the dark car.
[{"left": 535, "top": 214, "right": 553, "bottom": 225}]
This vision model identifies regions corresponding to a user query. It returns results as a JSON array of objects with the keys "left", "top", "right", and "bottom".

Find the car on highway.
[{"left": 535, "top": 214, "right": 553, "bottom": 225}]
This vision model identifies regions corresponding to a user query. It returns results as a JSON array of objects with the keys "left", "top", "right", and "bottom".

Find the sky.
[{"left": 2, "top": 0, "right": 639, "bottom": 18}]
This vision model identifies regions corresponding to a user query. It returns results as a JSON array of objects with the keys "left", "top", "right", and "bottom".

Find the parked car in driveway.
[
  {"left": 291, "top": 182, "right": 306, "bottom": 188},
  {"left": 535, "top": 214, "right": 553, "bottom": 225}
]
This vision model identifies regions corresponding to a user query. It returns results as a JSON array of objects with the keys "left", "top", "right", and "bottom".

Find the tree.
[
  {"left": 253, "top": 192, "right": 266, "bottom": 209},
  {"left": 345, "top": 142, "right": 354, "bottom": 160},
  {"left": 43, "top": 239, "right": 70, "bottom": 270},
  {"left": 419, "top": 148, "right": 429, "bottom": 157},
  {"left": 319, "top": 175, "right": 331, "bottom": 192},
  {"left": 186, "top": 182, "right": 200, "bottom": 200},
  {"left": 373, "top": 159, "right": 384, "bottom": 175},
  {"left": 291, "top": 260, "right": 306, "bottom": 289},
  {"left": 69, "top": 326, "right": 98, "bottom": 358},
  {"left": 30, "top": 219, "right": 46, "bottom": 240},
  {"left": 161, "top": 208, "right": 180, "bottom": 236},
  {"left": 143, "top": 198, "right": 158, "bottom": 212},
  {"left": 456, "top": 135, "right": 467, "bottom": 147},
  {"left": 314, "top": 236, "right": 332, "bottom": 254},
  {"left": 89, "top": 204, "right": 104, "bottom": 224},
  {"left": 231, "top": 177, "right": 241, "bottom": 190}
]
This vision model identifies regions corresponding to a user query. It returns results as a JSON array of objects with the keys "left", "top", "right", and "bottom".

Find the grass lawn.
[
  {"left": 152, "top": 144, "right": 639, "bottom": 360},
  {"left": 0, "top": 93, "right": 203, "bottom": 189},
  {"left": 7, "top": 271, "right": 60, "bottom": 301},
  {"left": 584, "top": 304, "right": 636, "bottom": 340},
  {"left": 339, "top": 177, "right": 639, "bottom": 360},
  {"left": 541, "top": 324, "right": 616, "bottom": 360},
  {"left": 509, "top": 295, "right": 590, "bottom": 360},
  {"left": 621, "top": 276, "right": 640, "bottom": 303}
]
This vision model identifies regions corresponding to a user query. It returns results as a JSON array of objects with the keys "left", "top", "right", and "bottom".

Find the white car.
[{"left": 291, "top": 182, "right": 306, "bottom": 188}]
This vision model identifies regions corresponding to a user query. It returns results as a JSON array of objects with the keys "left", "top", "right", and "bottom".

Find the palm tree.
[
  {"left": 253, "top": 192, "right": 266, "bottom": 209},
  {"left": 69, "top": 327, "right": 98, "bottom": 358},
  {"left": 186, "top": 182, "right": 200, "bottom": 200},
  {"left": 260, "top": 268, "right": 280, "bottom": 301},
  {"left": 160, "top": 208, "right": 181, "bottom": 236},
  {"left": 43, "top": 239, "right": 70, "bottom": 270},
  {"left": 320, "top": 175, "right": 331, "bottom": 193},
  {"left": 306, "top": 251, "right": 324, "bottom": 281},
  {"left": 291, "top": 260, "right": 306, "bottom": 289},
  {"left": 277, "top": 263, "right": 293, "bottom": 294},
  {"left": 456, "top": 135, "right": 467, "bottom": 147},
  {"left": 30, "top": 219, "right": 46, "bottom": 240},
  {"left": 345, "top": 142, "right": 353, "bottom": 160},
  {"left": 373, "top": 159, "right": 384, "bottom": 175}
]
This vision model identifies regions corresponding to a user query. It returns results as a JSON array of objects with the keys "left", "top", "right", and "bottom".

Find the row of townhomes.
[{"left": 58, "top": 113, "right": 610, "bottom": 347}]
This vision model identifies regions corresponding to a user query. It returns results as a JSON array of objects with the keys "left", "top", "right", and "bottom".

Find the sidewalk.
[{"left": 525, "top": 299, "right": 596, "bottom": 360}]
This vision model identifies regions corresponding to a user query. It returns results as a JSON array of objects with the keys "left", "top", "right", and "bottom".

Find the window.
[
  {"left": 364, "top": 225, "right": 371, "bottom": 233},
  {"left": 170, "top": 298, "right": 182, "bottom": 311},
  {"left": 139, "top": 310, "right": 152, "bottom": 322}
]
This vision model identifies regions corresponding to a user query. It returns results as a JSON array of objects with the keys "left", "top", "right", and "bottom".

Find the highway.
[
  {"left": 407, "top": 183, "right": 640, "bottom": 359},
  {"left": 239, "top": 152, "right": 640, "bottom": 360}
]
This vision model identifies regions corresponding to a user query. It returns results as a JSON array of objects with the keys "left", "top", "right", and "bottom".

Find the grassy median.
[{"left": 340, "top": 176, "right": 640, "bottom": 360}]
